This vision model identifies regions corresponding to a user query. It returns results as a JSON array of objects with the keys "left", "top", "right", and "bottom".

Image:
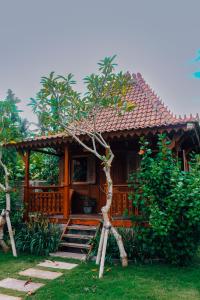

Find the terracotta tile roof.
[
  {"left": 75, "top": 73, "right": 199, "bottom": 134},
  {"left": 11, "top": 73, "right": 200, "bottom": 146}
]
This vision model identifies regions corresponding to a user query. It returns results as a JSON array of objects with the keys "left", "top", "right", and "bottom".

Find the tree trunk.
[
  {"left": 96, "top": 148, "right": 128, "bottom": 278},
  {"left": 0, "top": 151, "right": 17, "bottom": 257},
  {"left": 0, "top": 214, "right": 9, "bottom": 253},
  {"left": 5, "top": 210, "right": 17, "bottom": 257}
]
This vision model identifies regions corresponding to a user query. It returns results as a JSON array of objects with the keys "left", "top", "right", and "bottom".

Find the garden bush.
[
  {"left": 91, "top": 227, "right": 137, "bottom": 263},
  {"left": 15, "top": 213, "right": 61, "bottom": 256},
  {"left": 93, "top": 135, "right": 200, "bottom": 265},
  {"left": 128, "top": 134, "right": 200, "bottom": 265}
]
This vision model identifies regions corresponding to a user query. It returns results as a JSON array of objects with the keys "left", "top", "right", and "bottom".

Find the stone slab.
[
  {"left": 0, "top": 278, "right": 44, "bottom": 292},
  {"left": 19, "top": 268, "right": 63, "bottom": 280},
  {"left": 37, "top": 260, "right": 78, "bottom": 270},
  {"left": 0, "top": 294, "right": 21, "bottom": 300},
  {"left": 50, "top": 251, "right": 86, "bottom": 261}
]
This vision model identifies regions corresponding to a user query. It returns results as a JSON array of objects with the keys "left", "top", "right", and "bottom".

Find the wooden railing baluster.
[{"left": 28, "top": 186, "right": 64, "bottom": 215}]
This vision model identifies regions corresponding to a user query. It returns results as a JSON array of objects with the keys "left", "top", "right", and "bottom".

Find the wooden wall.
[{"left": 61, "top": 140, "right": 141, "bottom": 215}]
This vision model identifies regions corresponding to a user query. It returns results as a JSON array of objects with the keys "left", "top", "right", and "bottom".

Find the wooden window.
[
  {"left": 127, "top": 151, "right": 140, "bottom": 178},
  {"left": 111, "top": 151, "right": 140, "bottom": 184},
  {"left": 71, "top": 155, "right": 96, "bottom": 184}
]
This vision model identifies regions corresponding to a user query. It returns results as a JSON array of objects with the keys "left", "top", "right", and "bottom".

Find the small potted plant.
[{"left": 82, "top": 196, "right": 96, "bottom": 214}]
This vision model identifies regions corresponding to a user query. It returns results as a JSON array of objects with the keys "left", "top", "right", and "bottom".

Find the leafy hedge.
[{"left": 129, "top": 134, "right": 200, "bottom": 265}]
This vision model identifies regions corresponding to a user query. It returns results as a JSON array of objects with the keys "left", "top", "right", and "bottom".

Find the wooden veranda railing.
[
  {"left": 100, "top": 184, "right": 136, "bottom": 217},
  {"left": 26, "top": 184, "right": 136, "bottom": 218},
  {"left": 110, "top": 184, "right": 137, "bottom": 217},
  {"left": 28, "top": 186, "right": 64, "bottom": 215}
]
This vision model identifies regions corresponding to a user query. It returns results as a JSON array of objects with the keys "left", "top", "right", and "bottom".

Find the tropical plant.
[
  {"left": 91, "top": 228, "right": 136, "bottom": 264},
  {"left": 30, "top": 56, "right": 136, "bottom": 277},
  {"left": 0, "top": 89, "right": 29, "bottom": 255},
  {"left": 128, "top": 134, "right": 200, "bottom": 265},
  {"left": 15, "top": 213, "right": 61, "bottom": 256},
  {"left": 29, "top": 152, "right": 59, "bottom": 184}
]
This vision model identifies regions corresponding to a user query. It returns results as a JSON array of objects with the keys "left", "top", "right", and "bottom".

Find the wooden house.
[{"left": 8, "top": 73, "right": 200, "bottom": 228}]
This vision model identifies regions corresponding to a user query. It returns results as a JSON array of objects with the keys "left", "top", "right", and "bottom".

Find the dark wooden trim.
[
  {"left": 32, "top": 149, "right": 61, "bottom": 157},
  {"left": 24, "top": 150, "right": 30, "bottom": 220},
  {"left": 63, "top": 146, "right": 70, "bottom": 218},
  {"left": 5, "top": 122, "right": 199, "bottom": 150}
]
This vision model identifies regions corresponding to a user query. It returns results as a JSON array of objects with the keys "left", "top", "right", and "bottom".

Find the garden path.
[{"left": 0, "top": 259, "right": 78, "bottom": 299}]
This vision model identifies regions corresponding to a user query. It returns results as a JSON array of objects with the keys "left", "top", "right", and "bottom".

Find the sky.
[{"left": 0, "top": 0, "right": 199, "bottom": 122}]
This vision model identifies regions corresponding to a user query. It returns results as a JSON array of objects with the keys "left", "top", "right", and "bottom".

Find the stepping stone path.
[
  {"left": 0, "top": 294, "right": 22, "bottom": 300},
  {"left": 19, "top": 268, "right": 63, "bottom": 280},
  {"left": 37, "top": 260, "right": 78, "bottom": 270},
  {"left": 0, "top": 259, "right": 78, "bottom": 298},
  {"left": 0, "top": 278, "right": 44, "bottom": 292},
  {"left": 50, "top": 251, "right": 86, "bottom": 261}
]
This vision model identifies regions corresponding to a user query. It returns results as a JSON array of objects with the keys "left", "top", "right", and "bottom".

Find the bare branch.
[
  {"left": 65, "top": 127, "right": 102, "bottom": 160},
  {"left": 92, "top": 136, "right": 97, "bottom": 153}
]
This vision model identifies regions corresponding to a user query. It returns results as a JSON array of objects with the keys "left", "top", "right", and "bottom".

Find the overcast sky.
[{"left": 0, "top": 0, "right": 199, "bottom": 122}]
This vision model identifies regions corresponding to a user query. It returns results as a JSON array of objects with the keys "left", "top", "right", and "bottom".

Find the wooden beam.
[
  {"left": 168, "top": 132, "right": 184, "bottom": 150},
  {"left": 32, "top": 149, "right": 61, "bottom": 157},
  {"left": 63, "top": 146, "right": 70, "bottom": 219}
]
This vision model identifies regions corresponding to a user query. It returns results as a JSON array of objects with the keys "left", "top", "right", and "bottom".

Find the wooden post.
[
  {"left": 63, "top": 146, "right": 70, "bottom": 219},
  {"left": 24, "top": 150, "right": 30, "bottom": 219},
  {"left": 183, "top": 150, "right": 189, "bottom": 171}
]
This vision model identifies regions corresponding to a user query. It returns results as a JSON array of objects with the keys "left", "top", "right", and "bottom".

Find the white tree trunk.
[
  {"left": 0, "top": 152, "right": 17, "bottom": 257},
  {"left": 99, "top": 226, "right": 109, "bottom": 278},
  {"left": 97, "top": 149, "right": 128, "bottom": 278},
  {"left": 96, "top": 225, "right": 105, "bottom": 265},
  {"left": 5, "top": 210, "right": 17, "bottom": 257},
  {"left": 0, "top": 214, "right": 9, "bottom": 253}
]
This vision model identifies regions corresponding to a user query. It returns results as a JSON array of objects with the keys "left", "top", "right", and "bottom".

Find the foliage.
[
  {"left": 91, "top": 228, "right": 136, "bottom": 263},
  {"left": 0, "top": 90, "right": 29, "bottom": 213},
  {"left": 29, "top": 56, "right": 135, "bottom": 135},
  {"left": 15, "top": 213, "right": 61, "bottom": 256},
  {"left": 30, "top": 152, "right": 59, "bottom": 184},
  {"left": 128, "top": 134, "right": 200, "bottom": 265}
]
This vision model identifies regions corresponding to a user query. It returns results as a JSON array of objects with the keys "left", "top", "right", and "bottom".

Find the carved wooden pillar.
[
  {"left": 24, "top": 150, "right": 30, "bottom": 219},
  {"left": 63, "top": 146, "right": 70, "bottom": 219}
]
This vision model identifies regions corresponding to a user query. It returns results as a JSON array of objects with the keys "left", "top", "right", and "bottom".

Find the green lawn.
[{"left": 0, "top": 252, "right": 200, "bottom": 299}]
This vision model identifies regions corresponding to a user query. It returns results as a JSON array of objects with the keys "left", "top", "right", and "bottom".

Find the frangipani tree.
[{"left": 30, "top": 56, "right": 136, "bottom": 277}]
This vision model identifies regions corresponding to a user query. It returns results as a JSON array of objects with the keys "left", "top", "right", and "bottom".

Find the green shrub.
[
  {"left": 128, "top": 134, "right": 200, "bottom": 265},
  {"left": 91, "top": 227, "right": 137, "bottom": 263},
  {"left": 15, "top": 213, "right": 61, "bottom": 256}
]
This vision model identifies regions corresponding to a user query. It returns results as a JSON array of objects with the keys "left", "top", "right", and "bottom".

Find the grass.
[{"left": 0, "top": 252, "right": 200, "bottom": 299}]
